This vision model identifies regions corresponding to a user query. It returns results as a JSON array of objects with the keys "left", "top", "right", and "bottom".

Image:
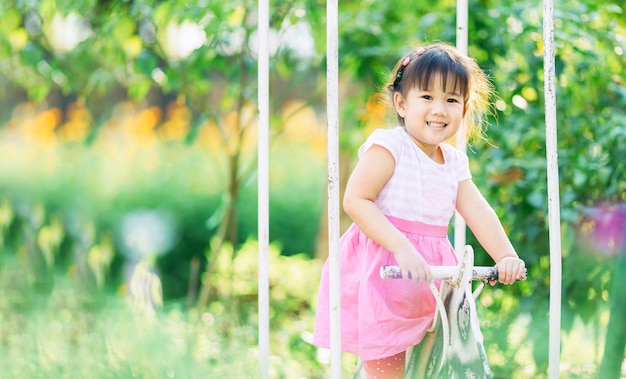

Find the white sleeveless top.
[{"left": 358, "top": 126, "right": 472, "bottom": 226}]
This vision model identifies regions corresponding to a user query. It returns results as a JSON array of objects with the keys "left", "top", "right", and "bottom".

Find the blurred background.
[{"left": 0, "top": 0, "right": 625, "bottom": 378}]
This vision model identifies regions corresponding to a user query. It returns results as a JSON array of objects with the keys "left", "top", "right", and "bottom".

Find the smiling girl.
[{"left": 312, "top": 42, "right": 526, "bottom": 378}]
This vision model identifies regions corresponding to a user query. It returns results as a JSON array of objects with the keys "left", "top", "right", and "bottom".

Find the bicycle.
[{"left": 354, "top": 245, "right": 527, "bottom": 379}]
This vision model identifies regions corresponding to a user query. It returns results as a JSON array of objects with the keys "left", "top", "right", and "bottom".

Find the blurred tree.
[
  {"left": 598, "top": 250, "right": 626, "bottom": 378},
  {"left": 0, "top": 0, "right": 327, "bottom": 308},
  {"left": 465, "top": 2, "right": 626, "bottom": 374}
]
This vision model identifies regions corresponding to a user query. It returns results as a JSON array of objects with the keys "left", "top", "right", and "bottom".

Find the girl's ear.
[{"left": 393, "top": 92, "right": 406, "bottom": 118}]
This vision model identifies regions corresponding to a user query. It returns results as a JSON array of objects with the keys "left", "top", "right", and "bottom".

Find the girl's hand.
[
  {"left": 394, "top": 249, "right": 432, "bottom": 283},
  {"left": 495, "top": 256, "right": 526, "bottom": 285}
]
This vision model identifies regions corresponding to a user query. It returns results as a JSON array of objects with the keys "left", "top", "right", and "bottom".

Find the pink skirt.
[{"left": 312, "top": 215, "right": 458, "bottom": 360}]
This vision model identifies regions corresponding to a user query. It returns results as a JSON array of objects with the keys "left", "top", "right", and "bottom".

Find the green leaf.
[
  {"left": 135, "top": 49, "right": 159, "bottom": 76},
  {"left": 27, "top": 83, "right": 51, "bottom": 101},
  {"left": 112, "top": 15, "right": 136, "bottom": 41},
  {"left": 127, "top": 80, "right": 152, "bottom": 100},
  {"left": 0, "top": 8, "right": 21, "bottom": 35}
]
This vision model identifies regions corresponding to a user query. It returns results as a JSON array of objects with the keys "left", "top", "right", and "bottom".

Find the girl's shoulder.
[
  {"left": 368, "top": 126, "right": 406, "bottom": 142},
  {"left": 440, "top": 142, "right": 469, "bottom": 164},
  {"left": 440, "top": 143, "right": 472, "bottom": 181},
  {"left": 358, "top": 126, "right": 406, "bottom": 160}
]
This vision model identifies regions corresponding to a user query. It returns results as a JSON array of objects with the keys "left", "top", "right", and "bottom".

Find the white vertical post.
[
  {"left": 257, "top": 0, "right": 270, "bottom": 377},
  {"left": 543, "top": 0, "right": 562, "bottom": 377},
  {"left": 454, "top": 0, "right": 468, "bottom": 252},
  {"left": 327, "top": 0, "right": 342, "bottom": 377}
]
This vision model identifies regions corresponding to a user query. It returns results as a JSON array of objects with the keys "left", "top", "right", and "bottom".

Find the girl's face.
[{"left": 393, "top": 73, "right": 465, "bottom": 159}]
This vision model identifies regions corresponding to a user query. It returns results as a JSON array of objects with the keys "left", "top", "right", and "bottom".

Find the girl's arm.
[
  {"left": 456, "top": 178, "right": 525, "bottom": 284},
  {"left": 343, "top": 144, "right": 432, "bottom": 282}
]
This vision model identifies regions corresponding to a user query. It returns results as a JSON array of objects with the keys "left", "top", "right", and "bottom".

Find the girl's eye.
[
  {"left": 422, "top": 95, "right": 432, "bottom": 100},
  {"left": 447, "top": 98, "right": 459, "bottom": 103}
]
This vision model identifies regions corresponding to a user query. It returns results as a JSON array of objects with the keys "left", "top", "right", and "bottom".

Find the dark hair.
[
  {"left": 385, "top": 42, "right": 494, "bottom": 143},
  {"left": 389, "top": 46, "right": 469, "bottom": 102}
]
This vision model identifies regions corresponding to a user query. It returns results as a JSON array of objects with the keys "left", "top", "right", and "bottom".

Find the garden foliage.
[{"left": 0, "top": 0, "right": 625, "bottom": 377}]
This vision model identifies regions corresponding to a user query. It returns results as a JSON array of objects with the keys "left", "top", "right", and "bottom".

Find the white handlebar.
[{"left": 380, "top": 265, "right": 525, "bottom": 282}]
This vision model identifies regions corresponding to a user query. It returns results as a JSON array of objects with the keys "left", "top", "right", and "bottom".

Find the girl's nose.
[{"left": 431, "top": 102, "right": 448, "bottom": 117}]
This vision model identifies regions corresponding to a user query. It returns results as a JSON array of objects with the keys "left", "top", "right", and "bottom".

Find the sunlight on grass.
[{"left": 0, "top": 237, "right": 329, "bottom": 378}]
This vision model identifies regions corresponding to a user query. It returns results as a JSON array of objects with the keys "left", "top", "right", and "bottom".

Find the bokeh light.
[{"left": 579, "top": 202, "right": 626, "bottom": 256}]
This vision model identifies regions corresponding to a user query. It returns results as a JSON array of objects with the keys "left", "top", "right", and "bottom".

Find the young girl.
[{"left": 312, "top": 42, "right": 526, "bottom": 378}]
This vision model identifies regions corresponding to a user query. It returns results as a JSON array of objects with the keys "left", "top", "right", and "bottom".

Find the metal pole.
[
  {"left": 543, "top": 0, "right": 562, "bottom": 377},
  {"left": 257, "top": 0, "right": 270, "bottom": 377},
  {"left": 454, "top": 0, "right": 468, "bottom": 252},
  {"left": 327, "top": 0, "right": 342, "bottom": 377}
]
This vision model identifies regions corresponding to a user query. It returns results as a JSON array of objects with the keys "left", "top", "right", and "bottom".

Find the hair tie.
[
  {"left": 393, "top": 48, "right": 426, "bottom": 90},
  {"left": 393, "top": 55, "right": 412, "bottom": 89}
]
